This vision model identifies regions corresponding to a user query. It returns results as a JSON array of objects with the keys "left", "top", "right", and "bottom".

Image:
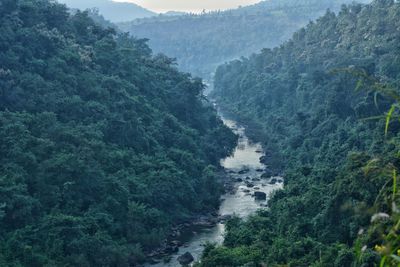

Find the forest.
[
  {"left": 2, "top": 0, "right": 400, "bottom": 266},
  {"left": 202, "top": 0, "right": 400, "bottom": 266},
  {"left": 0, "top": 0, "right": 237, "bottom": 266},
  {"left": 118, "top": 0, "right": 370, "bottom": 80},
  {"left": 57, "top": 0, "right": 156, "bottom": 22}
]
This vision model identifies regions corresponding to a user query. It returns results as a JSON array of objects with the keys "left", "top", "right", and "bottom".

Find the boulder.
[
  {"left": 254, "top": 191, "right": 267, "bottom": 200},
  {"left": 246, "top": 182, "right": 254, "bottom": 188},
  {"left": 256, "top": 168, "right": 264, "bottom": 172},
  {"left": 238, "top": 168, "right": 250, "bottom": 174},
  {"left": 177, "top": 252, "right": 194, "bottom": 265},
  {"left": 261, "top": 170, "right": 273, "bottom": 178},
  {"left": 268, "top": 178, "right": 278, "bottom": 184},
  {"left": 236, "top": 178, "right": 243, "bottom": 182}
]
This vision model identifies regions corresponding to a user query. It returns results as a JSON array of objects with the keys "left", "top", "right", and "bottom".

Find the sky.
[{"left": 113, "top": 0, "right": 262, "bottom": 13}]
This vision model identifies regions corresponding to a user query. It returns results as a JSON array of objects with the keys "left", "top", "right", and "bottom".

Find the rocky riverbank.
[
  {"left": 143, "top": 167, "right": 284, "bottom": 266},
  {"left": 142, "top": 115, "right": 284, "bottom": 267},
  {"left": 143, "top": 170, "right": 235, "bottom": 265}
]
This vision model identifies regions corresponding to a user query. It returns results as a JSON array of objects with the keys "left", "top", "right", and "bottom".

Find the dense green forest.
[
  {"left": 118, "top": 0, "right": 370, "bottom": 80},
  {"left": 201, "top": 0, "right": 400, "bottom": 266},
  {"left": 0, "top": 0, "right": 237, "bottom": 266}
]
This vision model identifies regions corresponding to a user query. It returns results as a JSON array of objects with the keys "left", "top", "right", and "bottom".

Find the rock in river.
[
  {"left": 246, "top": 182, "right": 254, "bottom": 188},
  {"left": 261, "top": 170, "right": 273, "bottom": 178},
  {"left": 238, "top": 168, "right": 250, "bottom": 174},
  {"left": 254, "top": 191, "right": 267, "bottom": 200},
  {"left": 177, "top": 252, "right": 194, "bottom": 265},
  {"left": 268, "top": 178, "right": 278, "bottom": 184}
]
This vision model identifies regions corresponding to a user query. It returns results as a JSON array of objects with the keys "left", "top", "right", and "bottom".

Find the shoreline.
[
  {"left": 141, "top": 111, "right": 284, "bottom": 266},
  {"left": 142, "top": 169, "right": 236, "bottom": 266}
]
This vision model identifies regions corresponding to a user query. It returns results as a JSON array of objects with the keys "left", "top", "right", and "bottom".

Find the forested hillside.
[
  {"left": 202, "top": 0, "right": 400, "bottom": 266},
  {"left": 0, "top": 0, "right": 236, "bottom": 266},
  {"left": 57, "top": 0, "right": 156, "bottom": 22},
  {"left": 118, "top": 0, "right": 370, "bottom": 80}
]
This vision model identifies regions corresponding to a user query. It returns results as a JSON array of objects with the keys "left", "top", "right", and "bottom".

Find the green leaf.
[
  {"left": 385, "top": 105, "right": 396, "bottom": 136},
  {"left": 374, "top": 91, "right": 380, "bottom": 110},
  {"left": 355, "top": 79, "right": 364, "bottom": 91},
  {"left": 380, "top": 256, "right": 387, "bottom": 267},
  {"left": 390, "top": 254, "right": 400, "bottom": 262}
]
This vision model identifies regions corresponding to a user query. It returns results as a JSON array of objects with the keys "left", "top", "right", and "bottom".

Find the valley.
[
  {"left": 1, "top": 0, "right": 400, "bottom": 267},
  {"left": 145, "top": 114, "right": 283, "bottom": 266}
]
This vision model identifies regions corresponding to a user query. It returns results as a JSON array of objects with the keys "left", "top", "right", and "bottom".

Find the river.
[{"left": 147, "top": 114, "right": 283, "bottom": 266}]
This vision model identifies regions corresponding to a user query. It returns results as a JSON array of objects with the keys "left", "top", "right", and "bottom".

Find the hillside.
[
  {"left": 57, "top": 0, "right": 157, "bottom": 22},
  {"left": 0, "top": 1, "right": 236, "bottom": 266},
  {"left": 201, "top": 0, "right": 400, "bottom": 266},
  {"left": 118, "top": 0, "right": 371, "bottom": 80}
]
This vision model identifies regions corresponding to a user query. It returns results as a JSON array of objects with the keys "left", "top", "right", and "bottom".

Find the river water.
[{"left": 147, "top": 115, "right": 283, "bottom": 266}]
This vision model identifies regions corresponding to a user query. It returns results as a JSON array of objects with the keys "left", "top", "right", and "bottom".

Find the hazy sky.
[{"left": 114, "top": 0, "right": 262, "bottom": 13}]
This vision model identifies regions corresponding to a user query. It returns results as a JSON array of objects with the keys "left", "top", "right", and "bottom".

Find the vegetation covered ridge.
[
  {"left": 0, "top": 0, "right": 237, "bottom": 266},
  {"left": 202, "top": 0, "right": 400, "bottom": 266},
  {"left": 118, "top": 0, "right": 370, "bottom": 80}
]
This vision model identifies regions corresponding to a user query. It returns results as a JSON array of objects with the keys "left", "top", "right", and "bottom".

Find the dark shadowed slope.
[{"left": 0, "top": 1, "right": 237, "bottom": 266}]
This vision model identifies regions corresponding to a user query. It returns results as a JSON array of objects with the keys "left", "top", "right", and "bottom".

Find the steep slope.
[
  {"left": 118, "top": 0, "right": 371, "bottom": 80},
  {"left": 201, "top": 0, "right": 400, "bottom": 266},
  {"left": 57, "top": 0, "right": 156, "bottom": 22},
  {"left": 0, "top": 0, "right": 236, "bottom": 266}
]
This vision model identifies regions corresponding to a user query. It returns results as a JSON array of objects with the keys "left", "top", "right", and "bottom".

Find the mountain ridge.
[
  {"left": 119, "top": 0, "right": 372, "bottom": 80},
  {"left": 57, "top": 0, "right": 157, "bottom": 22},
  {"left": 200, "top": 0, "right": 400, "bottom": 265}
]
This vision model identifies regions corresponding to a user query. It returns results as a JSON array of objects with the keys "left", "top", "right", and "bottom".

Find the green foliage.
[
  {"left": 118, "top": 0, "right": 370, "bottom": 80},
  {"left": 200, "top": 0, "right": 400, "bottom": 266},
  {"left": 0, "top": 0, "right": 236, "bottom": 265},
  {"left": 197, "top": 243, "right": 263, "bottom": 267}
]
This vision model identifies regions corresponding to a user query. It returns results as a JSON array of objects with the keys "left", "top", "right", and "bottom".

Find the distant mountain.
[
  {"left": 118, "top": 0, "right": 371, "bottom": 80},
  {"left": 164, "top": 11, "right": 188, "bottom": 16},
  {"left": 57, "top": 0, "right": 157, "bottom": 22}
]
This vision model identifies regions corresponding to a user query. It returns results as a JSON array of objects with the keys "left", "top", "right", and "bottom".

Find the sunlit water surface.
[{"left": 145, "top": 115, "right": 283, "bottom": 267}]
